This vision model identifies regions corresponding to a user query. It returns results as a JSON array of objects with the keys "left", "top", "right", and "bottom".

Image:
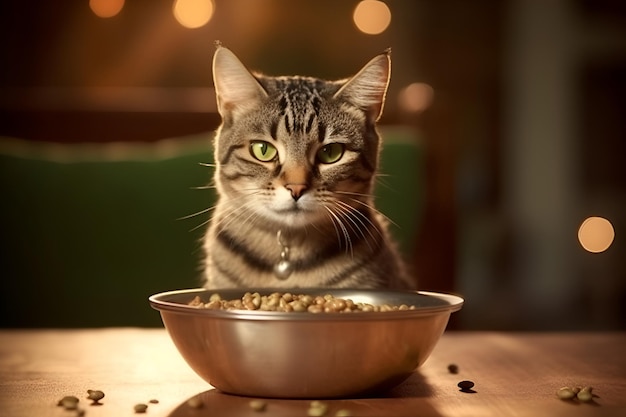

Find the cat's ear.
[
  {"left": 212, "top": 46, "right": 267, "bottom": 118},
  {"left": 333, "top": 49, "right": 391, "bottom": 121}
]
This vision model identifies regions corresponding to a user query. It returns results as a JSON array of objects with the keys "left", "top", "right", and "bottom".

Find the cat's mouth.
[
  {"left": 277, "top": 197, "right": 306, "bottom": 208},
  {"left": 272, "top": 195, "right": 312, "bottom": 213},
  {"left": 267, "top": 200, "right": 324, "bottom": 225},
  {"left": 274, "top": 205, "right": 309, "bottom": 215}
]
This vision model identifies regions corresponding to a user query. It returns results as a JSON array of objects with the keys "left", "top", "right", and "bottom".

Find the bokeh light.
[
  {"left": 398, "top": 82, "right": 435, "bottom": 113},
  {"left": 578, "top": 216, "right": 615, "bottom": 253},
  {"left": 89, "top": 0, "right": 125, "bottom": 18},
  {"left": 173, "top": 0, "right": 214, "bottom": 29},
  {"left": 353, "top": 0, "right": 391, "bottom": 35}
]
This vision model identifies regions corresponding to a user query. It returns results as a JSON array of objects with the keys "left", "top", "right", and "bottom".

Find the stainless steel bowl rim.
[{"left": 149, "top": 288, "right": 463, "bottom": 321}]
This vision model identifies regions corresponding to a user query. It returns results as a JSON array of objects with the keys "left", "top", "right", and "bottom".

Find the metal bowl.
[{"left": 149, "top": 288, "right": 463, "bottom": 398}]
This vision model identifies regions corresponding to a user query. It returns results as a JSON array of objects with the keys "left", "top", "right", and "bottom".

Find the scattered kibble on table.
[
  {"left": 57, "top": 389, "right": 364, "bottom": 416},
  {"left": 577, "top": 386, "right": 594, "bottom": 402},
  {"left": 556, "top": 386, "right": 594, "bottom": 403},
  {"left": 57, "top": 391, "right": 168, "bottom": 414},
  {"left": 133, "top": 403, "right": 148, "bottom": 413},
  {"left": 447, "top": 364, "right": 459, "bottom": 374},
  {"left": 308, "top": 400, "right": 329, "bottom": 416},
  {"left": 57, "top": 396, "right": 80, "bottom": 410},
  {"left": 457, "top": 380, "right": 475, "bottom": 392},
  {"left": 249, "top": 399, "right": 267, "bottom": 411},
  {"left": 86, "top": 389, "right": 105, "bottom": 403},
  {"left": 557, "top": 387, "right": 576, "bottom": 400}
]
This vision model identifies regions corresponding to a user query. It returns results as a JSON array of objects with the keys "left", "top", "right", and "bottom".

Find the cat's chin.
[{"left": 263, "top": 208, "right": 325, "bottom": 227}]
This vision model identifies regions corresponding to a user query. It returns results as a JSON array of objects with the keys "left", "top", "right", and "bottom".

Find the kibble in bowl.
[{"left": 149, "top": 288, "right": 463, "bottom": 398}]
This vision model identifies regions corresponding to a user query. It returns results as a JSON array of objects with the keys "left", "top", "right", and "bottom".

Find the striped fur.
[{"left": 203, "top": 45, "right": 414, "bottom": 289}]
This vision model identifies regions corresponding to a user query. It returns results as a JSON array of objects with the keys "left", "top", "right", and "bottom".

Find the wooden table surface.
[{"left": 0, "top": 329, "right": 624, "bottom": 417}]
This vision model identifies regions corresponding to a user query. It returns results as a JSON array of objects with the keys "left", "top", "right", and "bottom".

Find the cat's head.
[{"left": 211, "top": 45, "right": 390, "bottom": 229}]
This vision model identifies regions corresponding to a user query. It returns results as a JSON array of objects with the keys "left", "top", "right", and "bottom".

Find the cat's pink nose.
[{"left": 285, "top": 184, "right": 307, "bottom": 201}]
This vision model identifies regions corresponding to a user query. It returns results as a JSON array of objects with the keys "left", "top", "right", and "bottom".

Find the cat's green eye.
[
  {"left": 317, "top": 143, "right": 345, "bottom": 164},
  {"left": 250, "top": 141, "right": 278, "bottom": 162}
]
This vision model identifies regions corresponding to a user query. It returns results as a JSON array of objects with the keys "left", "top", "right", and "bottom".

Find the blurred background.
[{"left": 0, "top": 0, "right": 624, "bottom": 330}]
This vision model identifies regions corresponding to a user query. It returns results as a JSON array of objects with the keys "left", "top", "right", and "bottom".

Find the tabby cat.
[{"left": 202, "top": 45, "right": 414, "bottom": 289}]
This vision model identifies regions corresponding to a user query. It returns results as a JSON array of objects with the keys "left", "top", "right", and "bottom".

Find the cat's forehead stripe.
[
  {"left": 318, "top": 122, "right": 326, "bottom": 143},
  {"left": 305, "top": 113, "right": 315, "bottom": 135},
  {"left": 269, "top": 119, "right": 279, "bottom": 141},
  {"left": 284, "top": 113, "right": 292, "bottom": 135},
  {"left": 273, "top": 78, "right": 324, "bottom": 138}
]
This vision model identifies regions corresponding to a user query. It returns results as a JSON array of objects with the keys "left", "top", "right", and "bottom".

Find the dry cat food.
[
  {"left": 57, "top": 390, "right": 161, "bottom": 415},
  {"left": 57, "top": 396, "right": 80, "bottom": 409},
  {"left": 86, "top": 389, "right": 105, "bottom": 404},
  {"left": 307, "top": 400, "right": 329, "bottom": 416},
  {"left": 249, "top": 399, "right": 267, "bottom": 412},
  {"left": 457, "top": 380, "right": 475, "bottom": 392},
  {"left": 447, "top": 363, "right": 459, "bottom": 374},
  {"left": 306, "top": 401, "right": 352, "bottom": 417},
  {"left": 188, "top": 292, "right": 417, "bottom": 313},
  {"left": 133, "top": 403, "right": 148, "bottom": 413},
  {"left": 557, "top": 386, "right": 594, "bottom": 402}
]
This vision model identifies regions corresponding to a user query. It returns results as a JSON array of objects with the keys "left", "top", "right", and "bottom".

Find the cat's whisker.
[
  {"left": 333, "top": 199, "right": 380, "bottom": 253},
  {"left": 237, "top": 187, "right": 268, "bottom": 193},
  {"left": 212, "top": 200, "right": 251, "bottom": 232},
  {"left": 190, "top": 184, "right": 216, "bottom": 190},
  {"left": 329, "top": 200, "right": 366, "bottom": 238},
  {"left": 238, "top": 203, "right": 263, "bottom": 233},
  {"left": 335, "top": 199, "right": 385, "bottom": 240},
  {"left": 330, "top": 202, "right": 370, "bottom": 254},
  {"left": 187, "top": 201, "right": 246, "bottom": 233},
  {"left": 225, "top": 195, "right": 264, "bottom": 230},
  {"left": 345, "top": 197, "right": 398, "bottom": 229},
  {"left": 213, "top": 197, "right": 262, "bottom": 236},
  {"left": 332, "top": 190, "right": 396, "bottom": 230},
  {"left": 180, "top": 189, "right": 261, "bottom": 227},
  {"left": 324, "top": 209, "right": 344, "bottom": 251},
  {"left": 188, "top": 218, "right": 212, "bottom": 233},
  {"left": 322, "top": 205, "right": 347, "bottom": 254},
  {"left": 374, "top": 174, "right": 398, "bottom": 193},
  {"left": 213, "top": 209, "right": 243, "bottom": 236},
  {"left": 177, "top": 206, "right": 216, "bottom": 221},
  {"left": 198, "top": 162, "right": 217, "bottom": 168},
  {"left": 219, "top": 189, "right": 265, "bottom": 206},
  {"left": 334, "top": 190, "right": 376, "bottom": 199},
  {"left": 322, "top": 204, "right": 353, "bottom": 257}
]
